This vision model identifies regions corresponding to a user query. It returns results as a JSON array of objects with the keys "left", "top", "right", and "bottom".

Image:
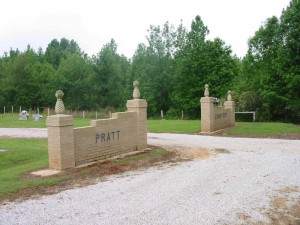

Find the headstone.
[
  {"left": 33, "top": 114, "right": 42, "bottom": 122},
  {"left": 19, "top": 110, "right": 29, "bottom": 120}
]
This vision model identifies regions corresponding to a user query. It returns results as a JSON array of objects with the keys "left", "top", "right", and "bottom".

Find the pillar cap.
[
  {"left": 46, "top": 115, "right": 73, "bottom": 127},
  {"left": 126, "top": 99, "right": 147, "bottom": 108}
]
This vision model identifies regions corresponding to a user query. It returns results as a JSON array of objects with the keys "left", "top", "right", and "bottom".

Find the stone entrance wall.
[
  {"left": 47, "top": 81, "right": 147, "bottom": 170},
  {"left": 200, "top": 85, "right": 235, "bottom": 133}
]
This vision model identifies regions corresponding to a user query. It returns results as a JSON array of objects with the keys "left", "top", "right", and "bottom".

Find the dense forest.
[{"left": 0, "top": 0, "right": 299, "bottom": 122}]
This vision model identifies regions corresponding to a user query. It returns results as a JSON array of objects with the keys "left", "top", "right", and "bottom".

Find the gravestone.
[
  {"left": 33, "top": 114, "right": 43, "bottom": 121},
  {"left": 19, "top": 110, "right": 29, "bottom": 120}
]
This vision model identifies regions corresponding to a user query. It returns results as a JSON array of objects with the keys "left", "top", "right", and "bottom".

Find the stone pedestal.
[
  {"left": 224, "top": 100, "right": 235, "bottom": 127},
  {"left": 126, "top": 99, "right": 148, "bottom": 150},
  {"left": 200, "top": 97, "right": 215, "bottom": 133},
  {"left": 46, "top": 115, "right": 75, "bottom": 170}
]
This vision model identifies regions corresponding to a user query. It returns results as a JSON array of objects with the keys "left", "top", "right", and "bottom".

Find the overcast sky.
[{"left": 0, "top": 0, "right": 291, "bottom": 58}]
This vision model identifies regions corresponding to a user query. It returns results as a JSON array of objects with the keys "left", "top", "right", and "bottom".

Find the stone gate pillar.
[
  {"left": 126, "top": 81, "right": 148, "bottom": 150},
  {"left": 46, "top": 90, "right": 75, "bottom": 170},
  {"left": 224, "top": 90, "right": 235, "bottom": 127},
  {"left": 200, "top": 84, "right": 215, "bottom": 133}
]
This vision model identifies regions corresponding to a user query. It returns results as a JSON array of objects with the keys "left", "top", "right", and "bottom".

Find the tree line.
[{"left": 0, "top": 0, "right": 299, "bottom": 122}]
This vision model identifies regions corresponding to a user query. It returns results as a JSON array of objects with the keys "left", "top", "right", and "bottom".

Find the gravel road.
[
  {"left": 0, "top": 128, "right": 47, "bottom": 138},
  {"left": 0, "top": 130, "right": 300, "bottom": 224}
]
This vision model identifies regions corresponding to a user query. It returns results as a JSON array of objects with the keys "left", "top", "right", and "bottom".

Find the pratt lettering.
[
  {"left": 96, "top": 133, "right": 100, "bottom": 143},
  {"left": 95, "top": 131, "right": 120, "bottom": 143},
  {"left": 215, "top": 113, "right": 227, "bottom": 119},
  {"left": 101, "top": 133, "right": 105, "bottom": 142}
]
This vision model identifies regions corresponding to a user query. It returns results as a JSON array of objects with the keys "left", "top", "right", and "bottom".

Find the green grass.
[
  {"left": 0, "top": 113, "right": 47, "bottom": 128},
  {"left": 0, "top": 138, "right": 67, "bottom": 200},
  {"left": 0, "top": 138, "right": 169, "bottom": 200},
  {"left": 0, "top": 113, "right": 91, "bottom": 128},
  {"left": 147, "top": 120, "right": 300, "bottom": 136},
  {"left": 147, "top": 120, "right": 201, "bottom": 133},
  {"left": 224, "top": 122, "right": 300, "bottom": 136}
]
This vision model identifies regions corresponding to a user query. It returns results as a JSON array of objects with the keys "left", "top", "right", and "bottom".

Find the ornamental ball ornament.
[
  {"left": 133, "top": 80, "right": 140, "bottom": 99},
  {"left": 55, "top": 90, "right": 64, "bottom": 99},
  {"left": 55, "top": 90, "right": 65, "bottom": 114},
  {"left": 204, "top": 84, "right": 209, "bottom": 97}
]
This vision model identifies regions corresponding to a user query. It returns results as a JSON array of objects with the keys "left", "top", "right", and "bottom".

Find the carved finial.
[
  {"left": 204, "top": 84, "right": 209, "bottom": 97},
  {"left": 133, "top": 80, "right": 140, "bottom": 99},
  {"left": 227, "top": 90, "right": 232, "bottom": 101},
  {"left": 55, "top": 90, "right": 65, "bottom": 114}
]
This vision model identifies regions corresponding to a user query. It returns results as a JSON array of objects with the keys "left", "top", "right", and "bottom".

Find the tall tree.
[
  {"left": 237, "top": 0, "right": 300, "bottom": 121},
  {"left": 45, "top": 38, "right": 81, "bottom": 69},
  {"left": 172, "top": 16, "right": 238, "bottom": 118},
  {"left": 131, "top": 21, "right": 185, "bottom": 116},
  {"left": 92, "top": 39, "right": 130, "bottom": 110}
]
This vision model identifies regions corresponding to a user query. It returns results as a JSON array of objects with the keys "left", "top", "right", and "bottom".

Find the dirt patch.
[
  {"left": 2, "top": 145, "right": 215, "bottom": 203},
  {"left": 169, "top": 146, "right": 217, "bottom": 160},
  {"left": 237, "top": 186, "right": 300, "bottom": 225},
  {"left": 214, "top": 148, "right": 231, "bottom": 154},
  {"left": 266, "top": 189, "right": 300, "bottom": 225}
]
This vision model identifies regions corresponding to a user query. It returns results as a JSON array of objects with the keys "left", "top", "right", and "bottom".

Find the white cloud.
[{"left": 0, "top": 0, "right": 290, "bottom": 58}]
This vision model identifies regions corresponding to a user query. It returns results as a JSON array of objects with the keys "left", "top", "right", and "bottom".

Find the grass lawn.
[
  {"left": 0, "top": 138, "right": 169, "bottom": 201},
  {"left": 147, "top": 120, "right": 201, "bottom": 133},
  {"left": 0, "top": 113, "right": 91, "bottom": 128},
  {"left": 225, "top": 122, "right": 300, "bottom": 136},
  {"left": 147, "top": 120, "right": 300, "bottom": 137},
  {"left": 0, "top": 139, "right": 68, "bottom": 200},
  {"left": 1, "top": 115, "right": 299, "bottom": 136}
]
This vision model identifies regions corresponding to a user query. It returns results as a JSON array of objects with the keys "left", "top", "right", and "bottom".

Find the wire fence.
[{"left": 1, "top": 106, "right": 113, "bottom": 120}]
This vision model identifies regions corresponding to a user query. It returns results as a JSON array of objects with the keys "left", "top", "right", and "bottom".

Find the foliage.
[
  {"left": 171, "top": 16, "right": 239, "bottom": 118},
  {"left": 0, "top": 2, "right": 299, "bottom": 121},
  {"left": 235, "top": 0, "right": 300, "bottom": 122}
]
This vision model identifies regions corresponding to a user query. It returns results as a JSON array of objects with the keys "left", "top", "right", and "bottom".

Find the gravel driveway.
[{"left": 0, "top": 130, "right": 300, "bottom": 224}]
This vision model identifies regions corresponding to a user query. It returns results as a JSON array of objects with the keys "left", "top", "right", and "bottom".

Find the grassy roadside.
[
  {"left": 0, "top": 139, "right": 68, "bottom": 200},
  {"left": 0, "top": 138, "right": 170, "bottom": 201},
  {"left": 2, "top": 114, "right": 299, "bottom": 138},
  {"left": 224, "top": 122, "right": 300, "bottom": 136},
  {"left": 0, "top": 120, "right": 299, "bottom": 201},
  {"left": 0, "top": 113, "right": 91, "bottom": 128},
  {"left": 147, "top": 120, "right": 300, "bottom": 137},
  {"left": 147, "top": 120, "right": 201, "bottom": 133}
]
